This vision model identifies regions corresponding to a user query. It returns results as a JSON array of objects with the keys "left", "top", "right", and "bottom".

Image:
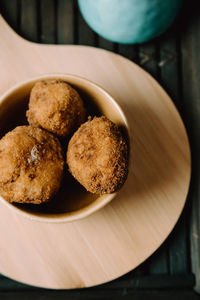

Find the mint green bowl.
[{"left": 78, "top": 0, "right": 183, "bottom": 44}]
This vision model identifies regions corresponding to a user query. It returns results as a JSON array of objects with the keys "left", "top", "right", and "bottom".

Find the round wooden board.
[{"left": 0, "top": 16, "right": 191, "bottom": 289}]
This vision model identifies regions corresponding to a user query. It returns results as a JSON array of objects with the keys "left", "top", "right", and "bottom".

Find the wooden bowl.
[{"left": 0, "top": 74, "right": 129, "bottom": 223}]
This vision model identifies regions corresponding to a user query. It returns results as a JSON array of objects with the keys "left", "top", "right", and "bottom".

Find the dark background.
[{"left": 0, "top": 0, "right": 200, "bottom": 299}]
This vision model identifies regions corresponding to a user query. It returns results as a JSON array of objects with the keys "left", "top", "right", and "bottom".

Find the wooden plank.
[
  {"left": 76, "top": 2, "right": 96, "bottom": 45},
  {"left": 148, "top": 250, "right": 168, "bottom": 275},
  {"left": 127, "top": 263, "right": 148, "bottom": 277},
  {"left": 167, "top": 213, "right": 188, "bottom": 274},
  {"left": 40, "top": 0, "right": 56, "bottom": 43},
  {"left": 98, "top": 37, "right": 115, "bottom": 52},
  {"left": 57, "top": 0, "right": 74, "bottom": 44},
  {"left": 102, "top": 274, "right": 195, "bottom": 289},
  {"left": 0, "top": 0, "right": 18, "bottom": 30},
  {"left": 0, "top": 274, "right": 194, "bottom": 290},
  {"left": 159, "top": 35, "right": 180, "bottom": 109},
  {"left": 139, "top": 43, "right": 159, "bottom": 79},
  {"left": 180, "top": 4, "right": 200, "bottom": 293},
  {"left": 0, "top": 275, "right": 31, "bottom": 290},
  {"left": 20, "top": 0, "right": 38, "bottom": 42},
  {"left": 159, "top": 33, "right": 188, "bottom": 274},
  {"left": 0, "top": 290, "right": 199, "bottom": 300},
  {"left": 118, "top": 44, "right": 138, "bottom": 63}
]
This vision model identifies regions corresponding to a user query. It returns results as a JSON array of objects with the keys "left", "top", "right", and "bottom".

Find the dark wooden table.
[{"left": 0, "top": 0, "right": 200, "bottom": 299}]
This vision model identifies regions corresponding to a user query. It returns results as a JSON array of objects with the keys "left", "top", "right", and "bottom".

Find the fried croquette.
[
  {"left": 26, "top": 80, "right": 86, "bottom": 137},
  {"left": 0, "top": 126, "right": 64, "bottom": 204},
  {"left": 67, "top": 116, "right": 128, "bottom": 194}
]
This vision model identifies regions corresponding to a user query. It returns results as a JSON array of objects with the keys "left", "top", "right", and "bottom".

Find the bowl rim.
[{"left": 0, "top": 73, "right": 129, "bottom": 223}]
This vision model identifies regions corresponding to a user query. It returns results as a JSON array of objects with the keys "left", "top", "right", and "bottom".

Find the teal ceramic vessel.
[{"left": 78, "top": 0, "right": 183, "bottom": 44}]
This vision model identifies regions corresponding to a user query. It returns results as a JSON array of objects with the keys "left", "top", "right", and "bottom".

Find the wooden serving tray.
[{"left": 0, "top": 15, "right": 191, "bottom": 289}]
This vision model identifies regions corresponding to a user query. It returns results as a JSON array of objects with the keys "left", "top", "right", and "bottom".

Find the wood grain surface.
[{"left": 0, "top": 15, "right": 191, "bottom": 289}]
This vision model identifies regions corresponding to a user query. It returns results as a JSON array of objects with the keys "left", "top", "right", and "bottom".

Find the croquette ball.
[
  {"left": 26, "top": 80, "right": 86, "bottom": 137},
  {"left": 0, "top": 126, "right": 64, "bottom": 204},
  {"left": 67, "top": 116, "right": 128, "bottom": 194}
]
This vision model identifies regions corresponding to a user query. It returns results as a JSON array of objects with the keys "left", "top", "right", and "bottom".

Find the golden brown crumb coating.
[
  {"left": 0, "top": 126, "right": 64, "bottom": 204},
  {"left": 26, "top": 80, "right": 86, "bottom": 137},
  {"left": 67, "top": 116, "right": 128, "bottom": 194}
]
